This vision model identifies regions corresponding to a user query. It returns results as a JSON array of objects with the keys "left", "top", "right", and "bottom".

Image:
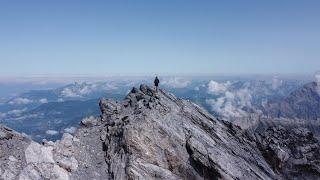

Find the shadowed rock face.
[
  {"left": 254, "top": 126, "right": 320, "bottom": 180},
  {"left": 1, "top": 85, "right": 320, "bottom": 179}
]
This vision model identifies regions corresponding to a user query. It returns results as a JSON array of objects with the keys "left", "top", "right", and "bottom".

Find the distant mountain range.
[
  {"left": 2, "top": 84, "right": 320, "bottom": 179},
  {"left": 262, "top": 82, "right": 320, "bottom": 120},
  {"left": 3, "top": 99, "right": 100, "bottom": 142},
  {"left": 1, "top": 77, "right": 317, "bottom": 142},
  {"left": 0, "top": 82, "right": 132, "bottom": 141}
]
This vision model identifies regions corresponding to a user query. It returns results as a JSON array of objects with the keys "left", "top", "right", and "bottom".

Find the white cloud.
[
  {"left": 57, "top": 98, "right": 64, "bottom": 102},
  {"left": 0, "top": 112, "right": 6, "bottom": 119},
  {"left": 207, "top": 81, "right": 231, "bottom": 95},
  {"left": 206, "top": 97, "right": 249, "bottom": 118},
  {"left": 261, "top": 99, "right": 268, "bottom": 108},
  {"left": 78, "top": 85, "right": 92, "bottom": 95},
  {"left": 101, "top": 83, "right": 118, "bottom": 91},
  {"left": 39, "top": 98, "right": 48, "bottom": 104},
  {"left": 315, "top": 71, "right": 320, "bottom": 95},
  {"left": 206, "top": 80, "right": 253, "bottom": 119},
  {"left": 7, "top": 108, "right": 27, "bottom": 116},
  {"left": 9, "top": 113, "right": 43, "bottom": 121},
  {"left": 46, "top": 130, "right": 59, "bottom": 136},
  {"left": 61, "top": 82, "right": 118, "bottom": 98},
  {"left": 271, "top": 75, "right": 283, "bottom": 90},
  {"left": 316, "top": 71, "right": 320, "bottom": 83},
  {"left": 8, "top": 98, "right": 33, "bottom": 105},
  {"left": 61, "top": 88, "right": 81, "bottom": 98},
  {"left": 64, "top": 127, "right": 77, "bottom": 134},
  {"left": 194, "top": 84, "right": 207, "bottom": 91},
  {"left": 163, "top": 77, "right": 191, "bottom": 88},
  {"left": 236, "top": 88, "right": 252, "bottom": 107}
]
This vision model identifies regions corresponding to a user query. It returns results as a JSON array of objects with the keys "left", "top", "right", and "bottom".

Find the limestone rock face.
[
  {"left": 98, "top": 85, "right": 275, "bottom": 180},
  {"left": 1, "top": 85, "right": 320, "bottom": 180},
  {"left": 0, "top": 125, "right": 30, "bottom": 180},
  {"left": 0, "top": 125, "right": 79, "bottom": 180}
]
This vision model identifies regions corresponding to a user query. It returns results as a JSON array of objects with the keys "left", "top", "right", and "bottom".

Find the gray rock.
[
  {"left": 25, "top": 142, "right": 55, "bottom": 164},
  {"left": 1, "top": 85, "right": 320, "bottom": 179},
  {"left": 255, "top": 125, "right": 320, "bottom": 179},
  {"left": 0, "top": 126, "right": 76, "bottom": 179},
  {"left": 0, "top": 125, "right": 30, "bottom": 180},
  {"left": 98, "top": 86, "right": 275, "bottom": 179},
  {"left": 80, "top": 116, "right": 99, "bottom": 127}
]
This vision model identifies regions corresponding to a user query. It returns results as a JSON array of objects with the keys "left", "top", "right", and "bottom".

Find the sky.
[{"left": 0, "top": 0, "right": 320, "bottom": 76}]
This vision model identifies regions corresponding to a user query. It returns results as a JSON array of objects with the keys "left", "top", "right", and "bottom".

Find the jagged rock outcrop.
[
  {"left": 0, "top": 125, "right": 77, "bottom": 180},
  {"left": 98, "top": 84, "right": 275, "bottom": 179},
  {"left": 0, "top": 125, "right": 30, "bottom": 180},
  {"left": 1, "top": 84, "right": 320, "bottom": 180},
  {"left": 254, "top": 125, "right": 320, "bottom": 179}
]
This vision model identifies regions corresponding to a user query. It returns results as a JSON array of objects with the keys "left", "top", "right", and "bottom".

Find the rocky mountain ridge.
[{"left": 1, "top": 85, "right": 320, "bottom": 179}]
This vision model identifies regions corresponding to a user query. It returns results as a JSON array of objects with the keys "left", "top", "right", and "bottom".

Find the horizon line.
[{"left": 0, "top": 72, "right": 315, "bottom": 78}]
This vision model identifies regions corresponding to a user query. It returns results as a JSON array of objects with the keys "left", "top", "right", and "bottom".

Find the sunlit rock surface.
[{"left": 1, "top": 85, "right": 320, "bottom": 179}]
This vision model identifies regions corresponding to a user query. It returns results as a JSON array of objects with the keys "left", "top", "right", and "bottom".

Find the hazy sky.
[{"left": 0, "top": 0, "right": 319, "bottom": 76}]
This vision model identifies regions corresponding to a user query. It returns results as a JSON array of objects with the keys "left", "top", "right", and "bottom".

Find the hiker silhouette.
[{"left": 154, "top": 76, "right": 160, "bottom": 92}]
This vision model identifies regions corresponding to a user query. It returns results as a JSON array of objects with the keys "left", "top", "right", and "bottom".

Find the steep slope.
[
  {"left": 263, "top": 82, "right": 320, "bottom": 120},
  {"left": 95, "top": 84, "right": 275, "bottom": 179},
  {"left": 253, "top": 125, "right": 320, "bottom": 179},
  {"left": 1, "top": 85, "right": 320, "bottom": 179}
]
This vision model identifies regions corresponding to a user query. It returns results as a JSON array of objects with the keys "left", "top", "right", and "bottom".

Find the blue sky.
[{"left": 0, "top": 0, "right": 319, "bottom": 76}]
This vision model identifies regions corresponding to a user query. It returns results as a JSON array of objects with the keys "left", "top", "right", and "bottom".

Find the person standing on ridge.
[{"left": 154, "top": 76, "right": 160, "bottom": 92}]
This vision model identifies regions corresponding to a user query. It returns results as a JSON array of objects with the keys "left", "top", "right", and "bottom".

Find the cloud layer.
[
  {"left": 61, "top": 82, "right": 118, "bottom": 98},
  {"left": 39, "top": 98, "right": 48, "bottom": 104},
  {"left": 207, "top": 81, "right": 231, "bottom": 95},
  {"left": 315, "top": 71, "right": 320, "bottom": 95},
  {"left": 163, "top": 77, "right": 191, "bottom": 88},
  {"left": 64, "top": 127, "right": 77, "bottom": 134},
  {"left": 46, "top": 130, "right": 59, "bottom": 136},
  {"left": 0, "top": 112, "right": 6, "bottom": 120},
  {"left": 272, "top": 75, "right": 283, "bottom": 90},
  {"left": 8, "top": 98, "right": 33, "bottom": 105},
  {"left": 206, "top": 81, "right": 253, "bottom": 118}
]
